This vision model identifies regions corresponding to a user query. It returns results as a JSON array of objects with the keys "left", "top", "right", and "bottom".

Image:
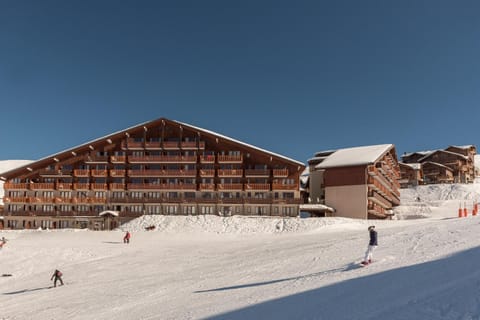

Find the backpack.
[{"left": 57, "top": 271, "right": 63, "bottom": 277}]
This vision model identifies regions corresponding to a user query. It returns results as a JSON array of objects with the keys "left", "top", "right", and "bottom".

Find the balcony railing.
[
  {"left": 245, "top": 183, "right": 270, "bottom": 191},
  {"left": 180, "top": 141, "right": 198, "bottom": 149},
  {"left": 57, "top": 183, "right": 72, "bottom": 190},
  {"left": 145, "top": 141, "right": 162, "bottom": 149},
  {"left": 91, "top": 169, "right": 107, "bottom": 177},
  {"left": 217, "top": 155, "right": 243, "bottom": 163},
  {"left": 217, "top": 183, "right": 243, "bottom": 190},
  {"left": 218, "top": 169, "right": 243, "bottom": 177},
  {"left": 85, "top": 155, "right": 109, "bottom": 163},
  {"left": 110, "top": 169, "right": 125, "bottom": 177},
  {"left": 199, "top": 183, "right": 215, "bottom": 191},
  {"left": 30, "top": 183, "right": 55, "bottom": 190},
  {"left": 272, "top": 183, "right": 297, "bottom": 190},
  {"left": 109, "top": 183, "right": 125, "bottom": 190},
  {"left": 128, "top": 155, "right": 197, "bottom": 163},
  {"left": 127, "top": 183, "right": 197, "bottom": 190},
  {"left": 199, "top": 169, "right": 215, "bottom": 177},
  {"left": 74, "top": 169, "right": 89, "bottom": 177},
  {"left": 110, "top": 155, "right": 126, "bottom": 163},
  {"left": 245, "top": 169, "right": 270, "bottom": 177},
  {"left": 273, "top": 169, "right": 289, "bottom": 177},
  {"left": 74, "top": 183, "right": 90, "bottom": 190},
  {"left": 200, "top": 155, "right": 215, "bottom": 163},
  {"left": 91, "top": 183, "right": 108, "bottom": 190},
  {"left": 4, "top": 182, "right": 29, "bottom": 190},
  {"left": 163, "top": 141, "right": 179, "bottom": 149}
]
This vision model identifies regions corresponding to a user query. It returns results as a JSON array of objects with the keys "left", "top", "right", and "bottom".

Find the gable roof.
[
  {"left": 418, "top": 149, "right": 468, "bottom": 163},
  {"left": 315, "top": 144, "right": 394, "bottom": 169},
  {"left": 422, "top": 161, "right": 454, "bottom": 172},
  {"left": 1, "top": 117, "right": 304, "bottom": 180}
]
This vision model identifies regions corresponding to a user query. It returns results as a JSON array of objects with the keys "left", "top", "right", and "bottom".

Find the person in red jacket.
[{"left": 123, "top": 231, "right": 131, "bottom": 244}]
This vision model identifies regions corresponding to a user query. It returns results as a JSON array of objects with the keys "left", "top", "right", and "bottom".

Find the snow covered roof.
[
  {"left": 422, "top": 161, "right": 453, "bottom": 171},
  {"left": 99, "top": 210, "right": 120, "bottom": 217},
  {"left": 418, "top": 150, "right": 468, "bottom": 162},
  {"left": 402, "top": 150, "right": 434, "bottom": 158},
  {"left": 399, "top": 162, "right": 422, "bottom": 170},
  {"left": 315, "top": 144, "right": 394, "bottom": 169},
  {"left": 299, "top": 203, "right": 335, "bottom": 212}
]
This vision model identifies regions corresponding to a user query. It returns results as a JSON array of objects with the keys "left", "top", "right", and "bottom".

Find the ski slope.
[{"left": 1, "top": 181, "right": 480, "bottom": 319}]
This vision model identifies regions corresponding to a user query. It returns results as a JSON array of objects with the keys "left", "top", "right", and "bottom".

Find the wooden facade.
[
  {"left": 398, "top": 163, "right": 423, "bottom": 188},
  {"left": 0, "top": 118, "right": 305, "bottom": 230},
  {"left": 422, "top": 161, "right": 454, "bottom": 184},
  {"left": 401, "top": 145, "right": 476, "bottom": 185},
  {"left": 302, "top": 144, "right": 400, "bottom": 219}
]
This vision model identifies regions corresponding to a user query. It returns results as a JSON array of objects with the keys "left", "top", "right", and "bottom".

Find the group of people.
[{"left": 48, "top": 231, "right": 132, "bottom": 288}]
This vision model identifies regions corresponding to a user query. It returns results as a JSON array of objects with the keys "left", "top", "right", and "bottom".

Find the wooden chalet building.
[
  {"left": 401, "top": 145, "right": 476, "bottom": 185},
  {"left": 398, "top": 162, "right": 423, "bottom": 188},
  {"left": 300, "top": 144, "right": 401, "bottom": 219},
  {"left": 0, "top": 118, "right": 305, "bottom": 230}
]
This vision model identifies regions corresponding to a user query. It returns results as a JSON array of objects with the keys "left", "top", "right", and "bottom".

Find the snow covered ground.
[
  {"left": 1, "top": 182, "right": 480, "bottom": 320},
  {"left": 2, "top": 159, "right": 480, "bottom": 319}
]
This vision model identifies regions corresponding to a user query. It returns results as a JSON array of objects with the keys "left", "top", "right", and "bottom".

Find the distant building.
[
  {"left": 398, "top": 162, "right": 423, "bottom": 188},
  {"left": 401, "top": 145, "right": 476, "bottom": 185},
  {"left": 0, "top": 118, "right": 305, "bottom": 230},
  {"left": 300, "top": 144, "right": 401, "bottom": 219}
]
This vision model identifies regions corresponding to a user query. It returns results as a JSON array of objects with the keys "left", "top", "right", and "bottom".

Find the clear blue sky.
[{"left": 1, "top": 1, "right": 479, "bottom": 163}]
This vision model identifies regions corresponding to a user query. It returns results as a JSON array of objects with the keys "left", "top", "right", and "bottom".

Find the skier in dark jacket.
[
  {"left": 361, "top": 226, "right": 378, "bottom": 265},
  {"left": 50, "top": 269, "right": 64, "bottom": 287}
]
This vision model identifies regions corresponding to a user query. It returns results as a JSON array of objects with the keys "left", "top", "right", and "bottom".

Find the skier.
[
  {"left": 50, "top": 269, "right": 64, "bottom": 287},
  {"left": 0, "top": 237, "right": 7, "bottom": 249},
  {"left": 361, "top": 226, "right": 378, "bottom": 265},
  {"left": 123, "top": 231, "right": 131, "bottom": 244}
]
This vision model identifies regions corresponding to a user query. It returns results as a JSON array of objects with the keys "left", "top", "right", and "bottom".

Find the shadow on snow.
[{"left": 201, "top": 247, "right": 480, "bottom": 320}]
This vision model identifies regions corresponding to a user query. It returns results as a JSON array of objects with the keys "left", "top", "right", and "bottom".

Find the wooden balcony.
[
  {"left": 272, "top": 183, "right": 297, "bottom": 190},
  {"left": 127, "top": 169, "right": 197, "bottom": 177},
  {"left": 3, "top": 196, "right": 29, "bottom": 203},
  {"left": 85, "top": 155, "right": 109, "bottom": 163},
  {"left": 199, "top": 183, "right": 215, "bottom": 191},
  {"left": 74, "top": 169, "right": 90, "bottom": 177},
  {"left": 3, "top": 182, "right": 29, "bottom": 190},
  {"left": 180, "top": 141, "right": 198, "bottom": 149},
  {"left": 200, "top": 155, "right": 215, "bottom": 163},
  {"left": 28, "top": 197, "right": 55, "bottom": 203},
  {"left": 91, "top": 169, "right": 107, "bottom": 177},
  {"left": 244, "top": 198, "right": 272, "bottom": 204},
  {"left": 199, "top": 169, "right": 215, "bottom": 177},
  {"left": 109, "top": 183, "right": 125, "bottom": 190},
  {"left": 57, "top": 183, "right": 72, "bottom": 190},
  {"left": 245, "top": 183, "right": 270, "bottom": 191},
  {"left": 30, "top": 183, "right": 55, "bottom": 190},
  {"left": 110, "top": 155, "right": 126, "bottom": 163},
  {"left": 74, "top": 183, "right": 90, "bottom": 190},
  {"left": 163, "top": 141, "right": 179, "bottom": 149},
  {"left": 273, "top": 169, "right": 289, "bottom": 177},
  {"left": 217, "top": 155, "right": 243, "bottom": 163},
  {"left": 145, "top": 141, "right": 162, "bottom": 149},
  {"left": 87, "top": 197, "right": 107, "bottom": 203},
  {"left": 199, "top": 141, "right": 205, "bottom": 149},
  {"left": 39, "top": 169, "right": 72, "bottom": 177},
  {"left": 128, "top": 155, "right": 197, "bottom": 163},
  {"left": 54, "top": 197, "right": 72, "bottom": 204},
  {"left": 217, "top": 183, "right": 243, "bottom": 191},
  {"left": 245, "top": 169, "right": 270, "bottom": 177},
  {"left": 110, "top": 169, "right": 125, "bottom": 177},
  {"left": 91, "top": 183, "right": 108, "bottom": 190},
  {"left": 123, "top": 139, "right": 144, "bottom": 149},
  {"left": 127, "top": 183, "right": 197, "bottom": 190},
  {"left": 218, "top": 169, "right": 243, "bottom": 177}
]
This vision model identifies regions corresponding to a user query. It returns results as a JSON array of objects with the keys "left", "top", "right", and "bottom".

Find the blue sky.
[{"left": 1, "top": 1, "right": 479, "bottom": 163}]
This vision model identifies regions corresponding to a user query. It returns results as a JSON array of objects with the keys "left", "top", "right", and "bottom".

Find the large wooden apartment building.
[
  {"left": 300, "top": 144, "right": 401, "bottom": 219},
  {"left": 0, "top": 118, "right": 305, "bottom": 230}
]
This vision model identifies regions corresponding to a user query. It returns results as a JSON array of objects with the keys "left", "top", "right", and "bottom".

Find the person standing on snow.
[
  {"left": 50, "top": 269, "right": 64, "bottom": 287},
  {"left": 123, "top": 231, "right": 131, "bottom": 244},
  {"left": 361, "top": 226, "right": 378, "bottom": 265}
]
